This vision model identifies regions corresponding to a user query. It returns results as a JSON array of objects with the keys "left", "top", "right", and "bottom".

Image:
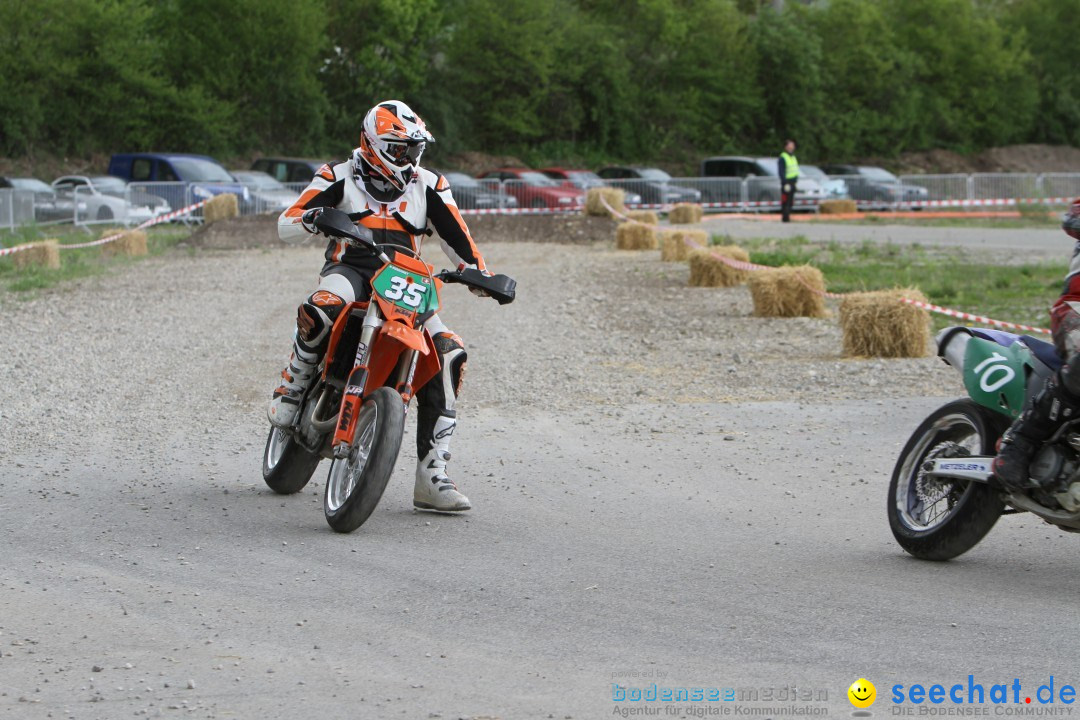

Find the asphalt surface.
[
  {"left": 2, "top": 225, "right": 1078, "bottom": 719},
  {"left": 700, "top": 216, "right": 1066, "bottom": 259}
]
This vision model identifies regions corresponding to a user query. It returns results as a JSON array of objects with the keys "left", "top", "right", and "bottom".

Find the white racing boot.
[
  {"left": 267, "top": 344, "right": 319, "bottom": 428},
  {"left": 414, "top": 414, "right": 472, "bottom": 512}
]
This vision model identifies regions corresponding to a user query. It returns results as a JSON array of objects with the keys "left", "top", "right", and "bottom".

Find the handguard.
[{"left": 436, "top": 268, "right": 517, "bottom": 305}]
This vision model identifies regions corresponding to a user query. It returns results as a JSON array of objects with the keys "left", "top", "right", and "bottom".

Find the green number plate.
[{"left": 372, "top": 264, "right": 438, "bottom": 314}]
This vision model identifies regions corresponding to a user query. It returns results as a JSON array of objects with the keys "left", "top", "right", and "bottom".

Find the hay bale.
[
  {"left": 204, "top": 193, "right": 239, "bottom": 224},
  {"left": 11, "top": 240, "right": 60, "bottom": 270},
  {"left": 615, "top": 222, "right": 657, "bottom": 250},
  {"left": 747, "top": 265, "right": 828, "bottom": 318},
  {"left": 688, "top": 245, "right": 750, "bottom": 287},
  {"left": 626, "top": 210, "right": 659, "bottom": 225},
  {"left": 584, "top": 187, "right": 626, "bottom": 218},
  {"left": 660, "top": 229, "right": 708, "bottom": 262},
  {"left": 101, "top": 230, "right": 148, "bottom": 258},
  {"left": 820, "top": 199, "right": 857, "bottom": 214},
  {"left": 839, "top": 288, "right": 931, "bottom": 358},
  {"left": 669, "top": 203, "right": 703, "bottom": 224}
]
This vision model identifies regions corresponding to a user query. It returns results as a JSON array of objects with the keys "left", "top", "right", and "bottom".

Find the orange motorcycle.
[{"left": 261, "top": 208, "right": 515, "bottom": 532}]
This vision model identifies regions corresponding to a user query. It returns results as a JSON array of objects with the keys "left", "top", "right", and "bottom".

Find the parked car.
[
  {"left": 0, "top": 176, "right": 78, "bottom": 223},
  {"left": 108, "top": 153, "right": 251, "bottom": 209},
  {"left": 540, "top": 167, "right": 643, "bottom": 205},
  {"left": 435, "top": 171, "right": 518, "bottom": 210},
  {"left": 799, "top": 165, "right": 848, "bottom": 200},
  {"left": 231, "top": 170, "right": 301, "bottom": 214},
  {"left": 250, "top": 157, "right": 328, "bottom": 184},
  {"left": 699, "top": 157, "right": 826, "bottom": 207},
  {"left": 51, "top": 175, "right": 171, "bottom": 223},
  {"left": 595, "top": 166, "right": 702, "bottom": 205},
  {"left": 817, "top": 164, "right": 928, "bottom": 206},
  {"left": 477, "top": 168, "right": 584, "bottom": 209}
]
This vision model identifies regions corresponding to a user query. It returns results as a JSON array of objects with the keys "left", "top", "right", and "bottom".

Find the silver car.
[{"left": 231, "top": 170, "right": 301, "bottom": 214}]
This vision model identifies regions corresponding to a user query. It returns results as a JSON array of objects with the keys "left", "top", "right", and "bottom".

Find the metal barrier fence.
[
  {"left": 0, "top": 190, "right": 36, "bottom": 231},
  {"left": 2, "top": 172, "right": 1078, "bottom": 235}
]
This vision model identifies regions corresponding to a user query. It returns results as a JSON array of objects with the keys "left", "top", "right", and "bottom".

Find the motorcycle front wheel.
[
  {"left": 262, "top": 426, "right": 321, "bottom": 495},
  {"left": 887, "top": 399, "right": 1006, "bottom": 561},
  {"left": 323, "top": 387, "right": 405, "bottom": 533}
]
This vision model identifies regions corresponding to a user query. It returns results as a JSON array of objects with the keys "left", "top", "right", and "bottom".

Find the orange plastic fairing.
[{"left": 382, "top": 320, "right": 429, "bottom": 354}]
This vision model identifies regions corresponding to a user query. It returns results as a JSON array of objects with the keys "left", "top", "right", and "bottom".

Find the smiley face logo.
[{"left": 848, "top": 678, "right": 876, "bottom": 708}]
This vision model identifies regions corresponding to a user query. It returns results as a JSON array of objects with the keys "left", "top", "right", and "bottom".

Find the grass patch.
[
  {"left": 0, "top": 224, "right": 193, "bottom": 294},
  {"left": 727, "top": 235, "right": 1065, "bottom": 332},
  {"left": 811, "top": 213, "right": 1061, "bottom": 230}
]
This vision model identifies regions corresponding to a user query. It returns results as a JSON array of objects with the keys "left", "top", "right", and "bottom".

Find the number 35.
[{"left": 385, "top": 276, "right": 427, "bottom": 308}]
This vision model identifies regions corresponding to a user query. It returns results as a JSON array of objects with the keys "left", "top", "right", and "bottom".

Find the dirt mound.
[
  {"left": 0, "top": 153, "right": 110, "bottom": 180},
  {"left": 890, "top": 144, "right": 1080, "bottom": 174},
  {"left": 440, "top": 151, "right": 528, "bottom": 176},
  {"left": 188, "top": 212, "right": 616, "bottom": 250}
]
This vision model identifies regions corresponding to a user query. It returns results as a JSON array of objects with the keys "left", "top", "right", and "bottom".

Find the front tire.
[
  {"left": 323, "top": 387, "right": 405, "bottom": 533},
  {"left": 262, "top": 426, "right": 321, "bottom": 494},
  {"left": 888, "top": 399, "right": 1006, "bottom": 560}
]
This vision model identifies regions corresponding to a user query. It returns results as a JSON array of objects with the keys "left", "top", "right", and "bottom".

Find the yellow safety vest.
[{"left": 781, "top": 151, "right": 799, "bottom": 179}]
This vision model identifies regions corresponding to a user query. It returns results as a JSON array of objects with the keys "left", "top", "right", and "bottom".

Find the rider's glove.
[
  {"left": 301, "top": 207, "right": 324, "bottom": 234},
  {"left": 782, "top": 183, "right": 792, "bottom": 194},
  {"left": 459, "top": 262, "right": 491, "bottom": 297}
]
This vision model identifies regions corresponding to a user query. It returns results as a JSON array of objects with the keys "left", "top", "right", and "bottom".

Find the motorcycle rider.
[
  {"left": 993, "top": 198, "right": 1080, "bottom": 491},
  {"left": 268, "top": 99, "right": 491, "bottom": 512}
]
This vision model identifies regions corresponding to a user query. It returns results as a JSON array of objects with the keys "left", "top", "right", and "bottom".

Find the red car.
[
  {"left": 541, "top": 167, "right": 643, "bottom": 205},
  {"left": 477, "top": 167, "right": 584, "bottom": 209}
]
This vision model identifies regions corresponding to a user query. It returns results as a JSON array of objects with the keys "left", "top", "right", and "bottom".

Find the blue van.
[{"left": 107, "top": 153, "right": 250, "bottom": 209}]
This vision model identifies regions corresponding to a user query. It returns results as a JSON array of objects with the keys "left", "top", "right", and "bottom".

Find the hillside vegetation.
[{"left": 2, "top": 0, "right": 1077, "bottom": 169}]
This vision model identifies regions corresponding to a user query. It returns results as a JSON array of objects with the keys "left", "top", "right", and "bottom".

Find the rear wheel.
[
  {"left": 323, "top": 387, "right": 405, "bottom": 533},
  {"left": 887, "top": 399, "right": 1006, "bottom": 560},
  {"left": 262, "top": 426, "right": 321, "bottom": 494}
]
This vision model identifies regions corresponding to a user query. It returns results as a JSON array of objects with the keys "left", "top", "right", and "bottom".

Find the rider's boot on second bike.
[
  {"left": 268, "top": 345, "right": 319, "bottom": 428},
  {"left": 993, "top": 371, "right": 1080, "bottom": 493},
  {"left": 414, "top": 413, "right": 472, "bottom": 512}
]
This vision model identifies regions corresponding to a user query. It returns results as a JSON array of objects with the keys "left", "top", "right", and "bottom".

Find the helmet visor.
[{"left": 384, "top": 140, "right": 425, "bottom": 166}]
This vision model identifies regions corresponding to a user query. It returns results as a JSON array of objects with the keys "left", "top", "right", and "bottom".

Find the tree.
[
  {"left": 1003, "top": 0, "right": 1080, "bottom": 146},
  {"left": 153, "top": 0, "right": 330, "bottom": 154},
  {"left": 320, "top": 0, "right": 445, "bottom": 148}
]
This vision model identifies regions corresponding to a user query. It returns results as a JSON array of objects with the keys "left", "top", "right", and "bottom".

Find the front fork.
[{"left": 331, "top": 303, "right": 421, "bottom": 458}]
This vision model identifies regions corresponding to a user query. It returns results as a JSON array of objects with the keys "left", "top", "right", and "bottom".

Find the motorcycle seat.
[
  {"left": 966, "top": 327, "right": 1063, "bottom": 372},
  {"left": 1021, "top": 335, "right": 1063, "bottom": 372}
]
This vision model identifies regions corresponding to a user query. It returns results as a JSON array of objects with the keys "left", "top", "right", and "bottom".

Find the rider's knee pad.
[
  {"left": 433, "top": 332, "right": 467, "bottom": 400},
  {"left": 298, "top": 290, "right": 345, "bottom": 351}
]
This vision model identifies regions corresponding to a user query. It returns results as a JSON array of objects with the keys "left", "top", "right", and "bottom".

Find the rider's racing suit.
[{"left": 272, "top": 160, "right": 487, "bottom": 509}]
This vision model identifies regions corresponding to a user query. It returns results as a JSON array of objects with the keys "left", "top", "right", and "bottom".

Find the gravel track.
[{"left": 4, "top": 234, "right": 1076, "bottom": 719}]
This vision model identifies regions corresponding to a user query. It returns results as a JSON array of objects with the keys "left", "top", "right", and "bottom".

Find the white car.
[{"left": 52, "top": 175, "right": 171, "bottom": 223}]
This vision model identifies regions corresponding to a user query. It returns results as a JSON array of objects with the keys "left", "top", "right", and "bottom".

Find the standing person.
[
  {"left": 993, "top": 199, "right": 1080, "bottom": 491},
  {"left": 267, "top": 99, "right": 495, "bottom": 513},
  {"left": 778, "top": 139, "right": 799, "bottom": 223}
]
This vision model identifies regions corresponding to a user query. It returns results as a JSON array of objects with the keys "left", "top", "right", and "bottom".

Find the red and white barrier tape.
[
  {"left": 681, "top": 238, "right": 1051, "bottom": 333},
  {"left": 899, "top": 298, "right": 1050, "bottom": 334},
  {"left": 598, "top": 196, "right": 671, "bottom": 224},
  {"left": 61, "top": 199, "right": 208, "bottom": 249},
  {"left": 0, "top": 243, "right": 30, "bottom": 258},
  {"left": 871, "top": 196, "right": 1073, "bottom": 210},
  {"left": 458, "top": 206, "right": 582, "bottom": 216},
  {"left": 0, "top": 199, "right": 208, "bottom": 256}
]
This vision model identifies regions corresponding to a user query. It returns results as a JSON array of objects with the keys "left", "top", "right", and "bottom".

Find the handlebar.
[{"left": 315, "top": 208, "right": 516, "bottom": 305}]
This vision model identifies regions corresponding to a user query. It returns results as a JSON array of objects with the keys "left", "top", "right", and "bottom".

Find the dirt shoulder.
[{"left": 187, "top": 213, "right": 619, "bottom": 250}]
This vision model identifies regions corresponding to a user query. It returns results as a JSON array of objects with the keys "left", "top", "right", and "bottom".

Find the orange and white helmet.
[{"left": 352, "top": 100, "right": 434, "bottom": 200}]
